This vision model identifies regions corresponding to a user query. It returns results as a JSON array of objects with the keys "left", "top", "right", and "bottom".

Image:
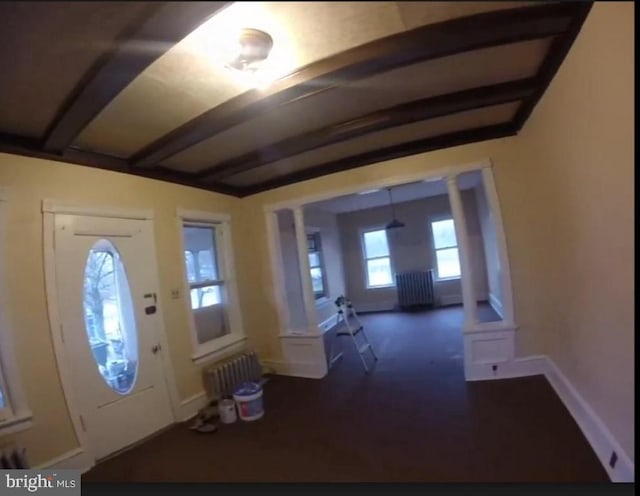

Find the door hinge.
[
  {"left": 60, "top": 324, "right": 64, "bottom": 343},
  {"left": 79, "top": 415, "right": 86, "bottom": 432}
]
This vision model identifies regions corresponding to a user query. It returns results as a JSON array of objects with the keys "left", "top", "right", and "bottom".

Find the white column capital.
[{"left": 445, "top": 175, "right": 458, "bottom": 186}]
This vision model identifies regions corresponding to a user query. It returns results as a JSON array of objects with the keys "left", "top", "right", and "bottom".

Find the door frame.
[{"left": 42, "top": 200, "right": 181, "bottom": 468}]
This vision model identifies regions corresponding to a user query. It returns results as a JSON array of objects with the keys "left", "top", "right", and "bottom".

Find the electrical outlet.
[
  {"left": 609, "top": 451, "right": 618, "bottom": 468},
  {"left": 170, "top": 288, "right": 181, "bottom": 299}
]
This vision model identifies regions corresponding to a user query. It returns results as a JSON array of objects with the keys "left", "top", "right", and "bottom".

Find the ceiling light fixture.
[
  {"left": 385, "top": 187, "right": 405, "bottom": 230},
  {"left": 224, "top": 28, "right": 274, "bottom": 73}
]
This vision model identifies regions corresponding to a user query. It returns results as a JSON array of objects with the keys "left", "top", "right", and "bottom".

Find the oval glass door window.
[{"left": 82, "top": 239, "right": 139, "bottom": 395}]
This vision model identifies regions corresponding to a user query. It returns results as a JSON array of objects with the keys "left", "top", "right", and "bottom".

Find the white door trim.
[
  {"left": 43, "top": 211, "right": 94, "bottom": 466},
  {"left": 42, "top": 202, "right": 179, "bottom": 466},
  {"left": 42, "top": 199, "right": 153, "bottom": 220}
]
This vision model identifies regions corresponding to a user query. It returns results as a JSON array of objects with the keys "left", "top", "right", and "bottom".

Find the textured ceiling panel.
[
  {"left": 396, "top": 1, "right": 539, "bottom": 29},
  {"left": 0, "top": 1, "right": 158, "bottom": 139},
  {"left": 221, "top": 101, "right": 519, "bottom": 187},
  {"left": 73, "top": 1, "right": 408, "bottom": 157},
  {"left": 161, "top": 38, "right": 552, "bottom": 173}
]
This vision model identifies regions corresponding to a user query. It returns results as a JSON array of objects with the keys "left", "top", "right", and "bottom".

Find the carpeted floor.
[{"left": 83, "top": 304, "right": 608, "bottom": 482}]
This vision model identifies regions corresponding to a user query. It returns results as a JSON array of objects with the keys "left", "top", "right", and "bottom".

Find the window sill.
[
  {"left": 366, "top": 284, "right": 396, "bottom": 290},
  {"left": 191, "top": 334, "right": 247, "bottom": 367},
  {"left": 0, "top": 410, "right": 33, "bottom": 436},
  {"left": 434, "top": 276, "right": 461, "bottom": 282}
]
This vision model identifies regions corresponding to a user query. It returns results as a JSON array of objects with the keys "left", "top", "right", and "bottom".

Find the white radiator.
[
  {"left": 205, "top": 351, "right": 262, "bottom": 400},
  {"left": 0, "top": 445, "right": 29, "bottom": 469}
]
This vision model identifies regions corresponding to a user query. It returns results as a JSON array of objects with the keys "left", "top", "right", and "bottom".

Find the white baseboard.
[
  {"left": 439, "top": 294, "right": 463, "bottom": 306},
  {"left": 466, "top": 353, "right": 634, "bottom": 482},
  {"left": 261, "top": 359, "right": 327, "bottom": 379},
  {"left": 37, "top": 447, "right": 94, "bottom": 473},
  {"left": 544, "top": 357, "right": 634, "bottom": 482},
  {"left": 355, "top": 302, "right": 396, "bottom": 313},
  {"left": 488, "top": 292, "right": 504, "bottom": 318},
  {"left": 178, "top": 391, "right": 209, "bottom": 422}
]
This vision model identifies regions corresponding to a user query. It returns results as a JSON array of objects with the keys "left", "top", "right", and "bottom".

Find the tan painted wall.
[
  {"left": 0, "top": 153, "right": 240, "bottom": 465},
  {"left": 514, "top": 2, "right": 634, "bottom": 460}
]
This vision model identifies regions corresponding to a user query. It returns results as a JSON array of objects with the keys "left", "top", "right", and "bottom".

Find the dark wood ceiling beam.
[
  {"left": 0, "top": 134, "right": 239, "bottom": 197},
  {"left": 42, "top": 2, "right": 230, "bottom": 154},
  {"left": 513, "top": 2, "right": 592, "bottom": 129},
  {"left": 131, "top": 2, "right": 580, "bottom": 169},
  {"left": 236, "top": 123, "right": 517, "bottom": 197},
  {"left": 201, "top": 78, "right": 537, "bottom": 181}
]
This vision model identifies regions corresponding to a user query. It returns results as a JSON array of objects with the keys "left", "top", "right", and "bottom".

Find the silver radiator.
[
  {"left": 0, "top": 446, "right": 29, "bottom": 469},
  {"left": 205, "top": 351, "right": 262, "bottom": 400},
  {"left": 396, "top": 270, "right": 435, "bottom": 309}
]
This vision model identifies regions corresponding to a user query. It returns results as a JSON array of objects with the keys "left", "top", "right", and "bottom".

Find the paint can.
[
  {"left": 219, "top": 398, "right": 237, "bottom": 424},
  {"left": 233, "top": 382, "right": 264, "bottom": 421}
]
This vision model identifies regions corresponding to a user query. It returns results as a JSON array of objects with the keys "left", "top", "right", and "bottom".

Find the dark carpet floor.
[{"left": 83, "top": 304, "right": 609, "bottom": 482}]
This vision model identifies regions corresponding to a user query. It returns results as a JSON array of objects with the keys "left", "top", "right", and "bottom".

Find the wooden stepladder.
[{"left": 328, "top": 296, "right": 378, "bottom": 373}]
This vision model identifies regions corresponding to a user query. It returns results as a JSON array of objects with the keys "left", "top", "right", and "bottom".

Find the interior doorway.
[{"left": 266, "top": 162, "right": 517, "bottom": 379}]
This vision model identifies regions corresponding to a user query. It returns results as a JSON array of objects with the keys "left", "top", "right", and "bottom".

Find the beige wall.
[
  {"left": 334, "top": 190, "right": 489, "bottom": 311},
  {"left": 514, "top": 2, "right": 634, "bottom": 460},
  {"left": 0, "top": 153, "right": 240, "bottom": 465}
]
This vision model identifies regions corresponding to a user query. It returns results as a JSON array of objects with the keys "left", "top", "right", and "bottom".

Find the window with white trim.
[
  {"left": 182, "top": 224, "right": 229, "bottom": 344},
  {"left": 430, "top": 218, "right": 461, "bottom": 280},
  {"left": 362, "top": 229, "right": 394, "bottom": 288},
  {"left": 178, "top": 210, "right": 245, "bottom": 363},
  {"left": 0, "top": 189, "right": 32, "bottom": 433},
  {"left": 306, "top": 232, "right": 327, "bottom": 300}
]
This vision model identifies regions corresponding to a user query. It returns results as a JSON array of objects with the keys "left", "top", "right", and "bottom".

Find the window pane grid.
[
  {"left": 307, "top": 233, "right": 327, "bottom": 299},
  {"left": 362, "top": 229, "right": 393, "bottom": 287},
  {"left": 430, "top": 219, "right": 461, "bottom": 279}
]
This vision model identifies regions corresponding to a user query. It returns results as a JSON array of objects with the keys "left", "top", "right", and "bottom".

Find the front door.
[{"left": 53, "top": 213, "right": 174, "bottom": 460}]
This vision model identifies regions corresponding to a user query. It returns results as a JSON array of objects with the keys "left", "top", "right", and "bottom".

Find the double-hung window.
[
  {"left": 307, "top": 232, "right": 327, "bottom": 300},
  {"left": 362, "top": 229, "right": 393, "bottom": 288},
  {"left": 179, "top": 210, "right": 245, "bottom": 363},
  {"left": 430, "top": 218, "right": 461, "bottom": 280},
  {"left": 183, "top": 225, "right": 224, "bottom": 311}
]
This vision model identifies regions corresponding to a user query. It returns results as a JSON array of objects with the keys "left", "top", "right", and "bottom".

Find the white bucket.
[
  {"left": 232, "top": 382, "right": 264, "bottom": 421},
  {"left": 219, "top": 398, "right": 237, "bottom": 424}
]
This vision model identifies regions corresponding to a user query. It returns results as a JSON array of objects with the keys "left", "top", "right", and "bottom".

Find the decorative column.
[
  {"left": 480, "top": 167, "right": 515, "bottom": 326},
  {"left": 446, "top": 175, "right": 478, "bottom": 329},
  {"left": 292, "top": 207, "right": 319, "bottom": 333}
]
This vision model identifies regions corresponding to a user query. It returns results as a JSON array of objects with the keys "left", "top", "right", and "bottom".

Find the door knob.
[{"left": 151, "top": 344, "right": 161, "bottom": 354}]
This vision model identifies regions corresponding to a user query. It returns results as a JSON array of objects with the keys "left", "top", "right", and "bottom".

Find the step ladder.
[{"left": 328, "top": 296, "right": 378, "bottom": 373}]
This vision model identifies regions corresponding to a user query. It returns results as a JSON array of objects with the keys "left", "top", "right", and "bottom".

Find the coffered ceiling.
[{"left": 0, "top": 2, "right": 592, "bottom": 197}]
